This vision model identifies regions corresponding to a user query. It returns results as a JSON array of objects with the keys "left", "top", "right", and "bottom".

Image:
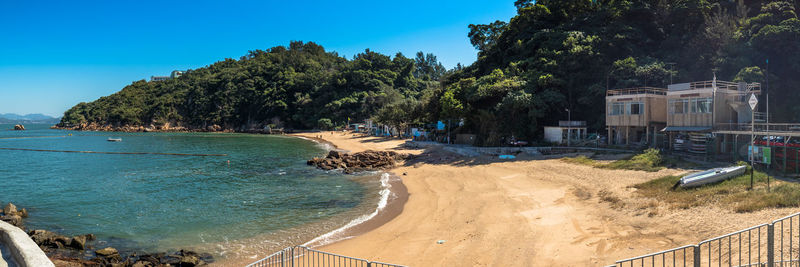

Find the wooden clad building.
[
  {"left": 663, "top": 80, "right": 760, "bottom": 155},
  {"left": 605, "top": 87, "right": 667, "bottom": 146}
]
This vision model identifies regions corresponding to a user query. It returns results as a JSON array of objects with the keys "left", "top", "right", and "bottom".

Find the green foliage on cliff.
[
  {"left": 60, "top": 42, "right": 444, "bottom": 130},
  {"left": 440, "top": 0, "right": 800, "bottom": 145},
  {"left": 62, "top": 1, "right": 800, "bottom": 145}
]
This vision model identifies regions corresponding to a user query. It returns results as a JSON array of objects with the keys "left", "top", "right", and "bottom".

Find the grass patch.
[
  {"left": 634, "top": 168, "right": 800, "bottom": 212},
  {"left": 562, "top": 149, "right": 689, "bottom": 172},
  {"left": 561, "top": 155, "right": 602, "bottom": 167}
]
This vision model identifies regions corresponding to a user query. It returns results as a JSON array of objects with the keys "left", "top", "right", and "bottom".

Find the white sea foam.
[
  {"left": 302, "top": 172, "right": 394, "bottom": 247},
  {"left": 294, "top": 136, "right": 336, "bottom": 151}
]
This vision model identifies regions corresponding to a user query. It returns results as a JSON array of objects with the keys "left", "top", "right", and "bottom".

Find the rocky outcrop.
[
  {"left": 51, "top": 249, "right": 213, "bottom": 267},
  {"left": 95, "top": 247, "right": 118, "bottom": 257},
  {"left": 28, "top": 229, "right": 94, "bottom": 250},
  {"left": 1, "top": 202, "right": 212, "bottom": 266},
  {"left": 13, "top": 124, "right": 25, "bottom": 130},
  {"left": 51, "top": 121, "right": 241, "bottom": 133},
  {"left": 307, "top": 150, "right": 411, "bottom": 173},
  {"left": 1, "top": 202, "right": 27, "bottom": 228}
]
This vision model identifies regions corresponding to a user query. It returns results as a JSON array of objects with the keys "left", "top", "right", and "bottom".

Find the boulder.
[
  {"left": 19, "top": 208, "right": 28, "bottom": 218},
  {"left": 95, "top": 247, "right": 118, "bottom": 257},
  {"left": 51, "top": 259, "right": 84, "bottom": 267},
  {"left": 180, "top": 255, "right": 201, "bottom": 266},
  {"left": 161, "top": 255, "right": 181, "bottom": 265},
  {"left": 3, "top": 203, "right": 17, "bottom": 215},
  {"left": 13, "top": 124, "right": 25, "bottom": 130},
  {"left": 69, "top": 235, "right": 86, "bottom": 250},
  {"left": 29, "top": 229, "right": 74, "bottom": 248},
  {"left": 1, "top": 214, "right": 23, "bottom": 227},
  {"left": 29, "top": 229, "right": 58, "bottom": 244},
  {"left": 308, "top": 150, "right": 409, "bottom": 173}
]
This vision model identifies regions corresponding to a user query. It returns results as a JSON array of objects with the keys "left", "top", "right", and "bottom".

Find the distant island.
[{"left": 0, "top": 113, "right": 61, "bottom": 125}]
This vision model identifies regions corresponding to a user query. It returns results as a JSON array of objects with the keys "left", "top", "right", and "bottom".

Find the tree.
[{"left": 468, "top": 20, "right": 508, "bottom": 52}]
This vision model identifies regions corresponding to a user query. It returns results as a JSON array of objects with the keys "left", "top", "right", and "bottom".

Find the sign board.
[
  {"left": 436, "top": 121, "right": 445, "bottom": 130},
  {"left": 748, "top": 146, "right": 772, "bottom": 164},
  {"left": 749, "top": 94, "right": 758, "bottom": 110}
]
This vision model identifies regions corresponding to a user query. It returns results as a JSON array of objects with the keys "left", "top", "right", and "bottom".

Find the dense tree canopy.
[
  {"left": 441, "top": 0, "right": 800, "bottom": 145},
  {"left": 61, "top": 1, "right": 800, "bottom": 146},
  {"left": 60, "top": 42, "right": 440, "bottom": 131}
]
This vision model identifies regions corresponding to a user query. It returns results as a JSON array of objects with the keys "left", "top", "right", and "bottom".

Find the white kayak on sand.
[{"left": 677, "top": 165, "right": 747, "bottom": 188}]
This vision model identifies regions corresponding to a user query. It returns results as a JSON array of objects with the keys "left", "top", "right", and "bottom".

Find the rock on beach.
[{"left": 307, "top": 150, "right": 411, "bottom": 173}]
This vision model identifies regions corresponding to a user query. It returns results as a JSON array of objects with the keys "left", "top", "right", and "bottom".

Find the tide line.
[{"left": 0, "top": 147, "right": 227, "bottom": 157}]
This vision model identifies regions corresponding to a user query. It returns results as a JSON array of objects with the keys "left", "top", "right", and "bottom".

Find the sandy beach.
[{"left": 281, "top": 131, "right": 800, "bottom": 267}]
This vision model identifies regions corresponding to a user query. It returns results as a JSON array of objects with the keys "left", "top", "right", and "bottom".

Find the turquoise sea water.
[{"left": 0, "top": 124, "right": 380, "bottom": 257}]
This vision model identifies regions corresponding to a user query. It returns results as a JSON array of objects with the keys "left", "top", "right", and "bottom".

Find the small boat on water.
[
  {"left": 107, "top": 138, "right": 122, "bottom": 142},
  {"left": 677, "top": 165, "right": 747, "bottom": 188}
]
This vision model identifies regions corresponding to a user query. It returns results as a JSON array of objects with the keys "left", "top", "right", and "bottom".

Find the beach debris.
[
  {"left": 437, "top": 240, "right": 446, "bottom": 244},
  {"left": 13, "top": 124, "right": 25, "bottom": 130},
  {"left": 307, "top": 150, "right": 412, "bottom": 174},
  {"left": 499, "top": 155, "right": 516, "bottom": 159}
]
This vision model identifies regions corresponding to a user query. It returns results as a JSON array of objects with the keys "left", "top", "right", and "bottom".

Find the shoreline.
[
  {"left": 287, "top": 133, "right": 410, "bottom": 250},
  {"left": 209, "top": 132, "right": 411, "bottom": 266}
]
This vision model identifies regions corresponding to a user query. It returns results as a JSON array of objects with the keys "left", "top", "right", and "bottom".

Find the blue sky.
[{"left": 0, "top": 0, "right": 518, "bottom": 117}]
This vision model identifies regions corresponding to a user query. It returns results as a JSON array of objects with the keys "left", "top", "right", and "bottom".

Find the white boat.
[
  {"left": 678, "top": 165, "right": 747, "bottom": 188},
  {"left": 107, "top": 138, "right": 122, "bottom": 142}
]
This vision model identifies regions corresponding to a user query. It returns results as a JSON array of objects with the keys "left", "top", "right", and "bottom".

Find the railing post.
[
  {"left": 281, "top": 250, "right": 285, "bottom": 267},
  {"left": 767, "top": 224, "right": 775, "bottom": 267},
  {"left": 693, "top": 245, "right": 701, "bottom": 267}
]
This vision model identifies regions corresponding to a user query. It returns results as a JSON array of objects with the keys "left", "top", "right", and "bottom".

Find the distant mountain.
[{"left": 0, "top": 113, "right": 61, "bottom": 124}]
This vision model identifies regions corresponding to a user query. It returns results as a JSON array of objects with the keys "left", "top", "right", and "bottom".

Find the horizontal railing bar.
[
  {"left": 615, "top": 245, "right": 695, "bottom": 263},
  {"left": 698, "top": 224, "right": 770, "bottom": 245}
]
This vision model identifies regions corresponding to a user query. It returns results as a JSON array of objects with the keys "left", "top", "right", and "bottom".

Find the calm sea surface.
[{"left": 0, "top": 124, "right": 380, "bottom": 257}]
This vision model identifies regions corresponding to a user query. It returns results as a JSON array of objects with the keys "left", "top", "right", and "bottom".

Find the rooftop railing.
[{"left": 607, "top": 87, "right": 668, "bottom": 96}]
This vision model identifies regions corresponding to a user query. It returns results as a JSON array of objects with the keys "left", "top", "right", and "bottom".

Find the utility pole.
[
  {"left": 566, "top": 108, "right": 571, "bottom": 147},
  {"left": 712, "top": 71, "right": 718, "bottom": 131},
  {"left": 766, "top": 58, "right": 770, "bottom": 192},
  {"left": 748, "top": 93, "right": 758, "bottom": 190}
]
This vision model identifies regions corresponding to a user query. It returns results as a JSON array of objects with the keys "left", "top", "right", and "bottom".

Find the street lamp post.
[{"left": 566, "top": 108, "right": 571, "bottom": 147}]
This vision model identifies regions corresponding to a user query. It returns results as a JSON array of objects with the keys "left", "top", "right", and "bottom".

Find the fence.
[
  {"left": 610, "top": 211, "right": 800, "bottom": 267},
  {"left": 246, "top": 246, "right": 406, "bottom": 267}
]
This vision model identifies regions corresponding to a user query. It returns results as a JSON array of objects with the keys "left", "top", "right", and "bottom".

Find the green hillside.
[{"left": 60, "top": 0, "right": 800, "bottom": 146}]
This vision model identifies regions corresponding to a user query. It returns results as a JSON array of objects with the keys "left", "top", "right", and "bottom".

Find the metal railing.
[
  {"left": 607, "top": 87, "right": 668, "bottom": 96},
  {"left": 715, "top": 123, "right": 800, "bottom": 133},
  {"left": 610, "top": 211, "right": 800, "bottom": 267},
  {"left": 246, "top": 246, "right": 406, "bottom": 267}
]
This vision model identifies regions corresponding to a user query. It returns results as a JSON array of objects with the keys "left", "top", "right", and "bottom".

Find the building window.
[
  {"left": 610, "top": 102, "right": 625, "bottom": 115},
  {"left": 628, "top": 102, "right": 643, "bottom": 115},
  {"left": 669, "top": 99, "right": 687, "bottom": 114},
  {"left": 696, "top": 98, "right": 712, "bottom": 113}
]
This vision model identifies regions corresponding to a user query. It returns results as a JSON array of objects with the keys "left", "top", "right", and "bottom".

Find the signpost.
[{"left": 749, "top": 93, "right": 758, "bottom": 189}]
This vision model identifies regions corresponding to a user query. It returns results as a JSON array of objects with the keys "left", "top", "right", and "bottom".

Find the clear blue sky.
[{"left": 0, "top": 0, "right": 517, "bottom": 117}]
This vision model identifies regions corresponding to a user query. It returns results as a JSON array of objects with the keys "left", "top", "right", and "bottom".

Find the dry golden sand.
[{"left": 230, "top": 131, "right": 800, "bottom": 266}]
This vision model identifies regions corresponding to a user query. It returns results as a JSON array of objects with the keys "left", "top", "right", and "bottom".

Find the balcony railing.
[
  {"left": 607, "top": 87, "right": 667, "bottom": 96},
  {"left": 714, "top": 123, "right": 800, "bottom": 133}
]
